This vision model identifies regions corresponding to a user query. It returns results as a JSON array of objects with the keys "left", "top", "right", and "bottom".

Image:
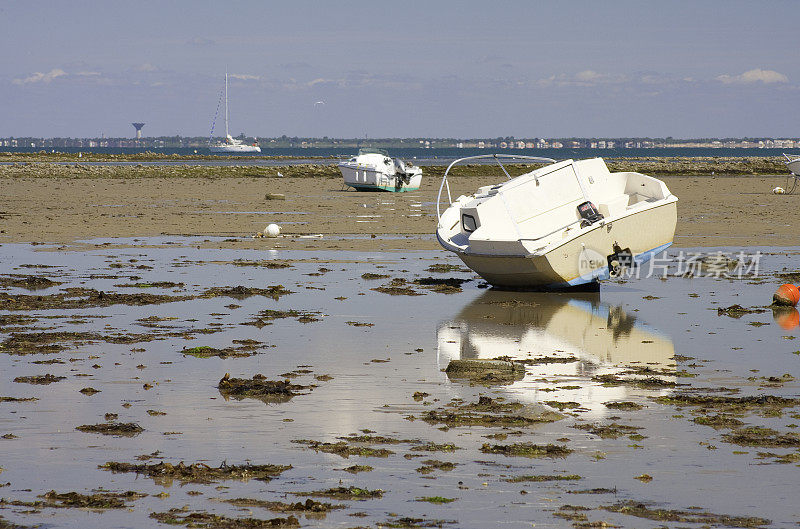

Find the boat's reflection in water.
[{"left": 437, "top": 291, "right": 676, "bottom": 416}]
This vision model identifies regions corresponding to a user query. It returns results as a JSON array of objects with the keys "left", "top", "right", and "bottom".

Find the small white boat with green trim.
[
  {"left": 436, "top": 155, "right": 678, "bottom": 290},
  {"left": 339, "top": 148, "right": 422, "bottom": 192}
]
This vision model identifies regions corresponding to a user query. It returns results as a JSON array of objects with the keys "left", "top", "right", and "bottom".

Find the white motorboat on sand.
[
  {"left": 436, "top": 155, "right": 678, "bottom": 290},
  {"left": 339, "top": 148, "right": 422, "bottom": 192}
]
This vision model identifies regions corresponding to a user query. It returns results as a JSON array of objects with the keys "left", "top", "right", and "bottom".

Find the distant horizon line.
[{"left": 2, "top": 135, "right": 799, "bottom": 142}]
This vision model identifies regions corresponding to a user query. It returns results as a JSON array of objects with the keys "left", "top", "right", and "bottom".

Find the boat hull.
[
  {"left": 452, "top": 201, "right": 677, "bottom": 289},
  {"left": 339, "top": 164, "right": 421, "bottom": 192},
  {"left": 210, "top": 145, "right": 261, "bottom": 153},
  {"left": 787, "top": 158, "right": 800, "bottom": 176}
]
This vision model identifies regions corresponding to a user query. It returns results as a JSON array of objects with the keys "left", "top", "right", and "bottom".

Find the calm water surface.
[{"left": 0, "top": 240, "right": 798, "bottom": 528}]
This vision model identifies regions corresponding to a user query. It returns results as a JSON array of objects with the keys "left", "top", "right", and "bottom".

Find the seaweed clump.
[
  {"left": 654, "top": 393, "right": 800, "bottom": 415},
  {"left": 294, "top": 486, "right": 383, "bottom": 500},
  {"left": 480, "top": 442, "right": 573, "bottom": 458},
  {"left": 717, "top": 304, "right": 768, "bottom": 318},
  {"left": 202, "top": 285, "right": 293, "bottom": 300},
  {"left": 291, "top": 439, "right": 393, "bottom": 458},
  {"left": 101, "top": 460, "right": 291, "bottom": 485},
  {"left": 13, "top": 374, "right": 65, "bottom": 385},
  {"left": 76, "top": 422, "right": 144, "bottom": 437},
  {"left": 445, "top": 359, "right": 526, "bottom": 386},
  {"left": 414, "top": 277, "right": 471, "bottom": 294},
  {"left": 222, "top": 497, "right": 342, "bottom": 515},
  {"left": 244, "top": 309, "right": 321, "bottom": 328},
  {"left": 218, "top": 373, "right": 310, "bottom": 403},
  {"left": 150, "top": 510, "right": 299, "bottom": 528},
  {"left": 415, "top": 395, "right": 561, "bottom": 428},
  {"left": 721, "top": 427, "right": 800, "bottom": 448},
  {"left": 0, "top": 490, "right": 146, "bottom": 510},
  {"left": 182, "top": 345, "right": 259, "bottom": 359},
  {"left": 572, "top": 422, "right": 644, "bottom": 439},
  {"left": 602, "top": 501, "right": 770, "bottom": 527}
]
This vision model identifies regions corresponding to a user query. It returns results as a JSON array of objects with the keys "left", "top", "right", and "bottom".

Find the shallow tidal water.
[{"left": 0, "top": 239, "right": 799, "bottom": 528}]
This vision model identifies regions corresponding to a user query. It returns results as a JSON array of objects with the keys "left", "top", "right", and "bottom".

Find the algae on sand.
[
  {"left": 445, "top": 359, "right": 526, "bottom": 386},
  {"left": 294, "top": 486, "right": 383, "bottom": 500},
  {"left": 101, "top": 460, "right": 291, "bottom": 485},
  {"left": 480, "top": 442, "right": 573, "bottom": 458},
  {"left": 218, "top": 373, "right": 311, "bottom": 403},
  {"left": 150, "top": 510, "right": 299, "bottom": 528},
  {"left": 76, "top": 422, "right": 144, "bottom": 437},
  {"left": 602, "top": 500, "right": 770, "bottom": 527},
  {"left": 292, "top": 439, "right": 394, "bottom": 458}
]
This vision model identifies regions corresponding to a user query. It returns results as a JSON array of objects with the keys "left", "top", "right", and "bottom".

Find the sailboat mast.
[{"left": 224, "top": 71, "right": 229, "bottom": 139}]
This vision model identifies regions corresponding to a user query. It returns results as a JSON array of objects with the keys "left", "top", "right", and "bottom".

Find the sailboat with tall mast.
[{"left": 209, "top": 71, "right": 261, "bottom": 153}]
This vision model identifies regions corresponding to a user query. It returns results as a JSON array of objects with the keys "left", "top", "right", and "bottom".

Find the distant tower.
[{"left": 132, "top": 123, "right": 145, "bottom": 139}]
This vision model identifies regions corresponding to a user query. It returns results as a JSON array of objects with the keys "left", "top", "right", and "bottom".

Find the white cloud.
[
  {"left": 575, "top": 70, "right": 603, "bottom": 82},
  {"left": 536, "top": 70, "right": 627, "bottom": 87},
  {"left": 716, "top": 68, "right": 788, "bottom": 84},
  {"left": 230, "top": 74, "right": 260, "bottom": 81},
  {"left": 136, "top": 63, "right": 157, "bottom": 72},
  {"left": 12, "top": 68, "right": 67, "bottom": 85}
]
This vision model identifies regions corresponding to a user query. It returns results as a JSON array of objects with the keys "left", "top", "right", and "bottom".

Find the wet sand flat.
[
  {"left": 0, "top": 241, "right": 799, "bottom": 528},
  {"left": 2, "top": 163, "right": 800, "bottom": 528},
  {"left": 1, "top": 172, "right": 798, "bottom": 249}
]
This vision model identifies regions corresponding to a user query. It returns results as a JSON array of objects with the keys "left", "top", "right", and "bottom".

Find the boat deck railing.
[{"left": 436, "top": 154, "right": 556, "bottom": 226}]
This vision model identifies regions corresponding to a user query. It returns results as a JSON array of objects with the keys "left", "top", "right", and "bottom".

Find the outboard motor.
[
  {"left": 577, "top": 201, "right": 604, "bottom": 227},
  {"left": 394, "top": 158, "right": 412, "bottom": 186}
]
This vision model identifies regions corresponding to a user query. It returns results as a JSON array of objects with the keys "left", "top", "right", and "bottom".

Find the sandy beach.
[{"left": 1, "top": 168, "right": 798, "bottom": 249}]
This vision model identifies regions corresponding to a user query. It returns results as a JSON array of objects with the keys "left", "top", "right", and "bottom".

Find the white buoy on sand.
[
  {"left": 264, "top": 224, "right": 281, "bottom": 237},
  {"left": 773, "top": 187, "right": 786, "bottom": 194}
]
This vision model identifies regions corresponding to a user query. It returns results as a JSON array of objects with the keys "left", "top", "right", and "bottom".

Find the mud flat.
[
  {"left": 0, "top": 240, "right": 798, "bottom": 527},
  {"left": 1, "top": 152, "right": 800, "bottom": 527},
  {"left": 1, "top": 157, "right": 799, "bottom": 249}
]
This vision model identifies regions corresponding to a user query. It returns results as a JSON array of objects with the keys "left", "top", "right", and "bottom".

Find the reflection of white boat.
[
  {"left": 436, "top": 155, "right": 678, "bottom": 289},
  {"left": 338, "top": 148, "right": 422, "bottom": 192},
  {"left": 209, "top": 72, "right": 261, "bottom": 154},
  {"left": 437, "top": 291, "right": 676, "bottom": 416},
  {"left": 438, "top": 291, "right": 674, "bottom": 369}
]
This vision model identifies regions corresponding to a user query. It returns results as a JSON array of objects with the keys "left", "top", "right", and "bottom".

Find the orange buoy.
[
  {"left": 773, "top": 284, "right": 800, "bottom": 307},
  {"left": 773, "top": 307, "right": 800, "bottom": 330}
]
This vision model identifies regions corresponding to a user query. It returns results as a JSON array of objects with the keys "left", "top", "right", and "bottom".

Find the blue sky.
[{"left": 2, "top": 0, "right": 798, "bottom": 138}]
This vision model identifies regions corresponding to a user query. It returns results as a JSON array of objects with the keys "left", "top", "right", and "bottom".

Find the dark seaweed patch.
[
  {"left": 480, "top": 443, "right": 572, "bottom": 458},
  {"left": 0, "top": 490, "right": 146, "bottom": 510},
  {"left": 150, "top": 510, "right": 299, "bottom": 528},
  {"left": 218, "top": 373, "right": 311, "bottom": 403},
  {"left": 504, "top": 474, "right": 582, "bottom": 482},
  {"left": 294, "top": 486, "right": 383, "bottom": 500},
  {"left": 572, "top": 422, "right": 644, "bottom": 439},
  {"left": 602, "top": 501, "right": 770, "bottom": 527},
  {"left": 13, "top": 374, "right": 65, "bottom": 385},
  {"left": 202, "top": 285, "right": 293, "bottom": 300},
  {"left": 292, "top": 439, "right": 393, "bottom": 458},
  {"left": 0, "top": 275, "right": 61, "bottom": 290},
  {"left": 76, "top": 422, "right": 144, "bottom": 437},
  {"left": 102, "top": 460, "right": 291, "bottom": 484}
]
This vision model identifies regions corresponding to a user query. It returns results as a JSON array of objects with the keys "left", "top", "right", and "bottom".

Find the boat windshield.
[{"left": 358, "top": 148, "right": 390, "bottom": 156}]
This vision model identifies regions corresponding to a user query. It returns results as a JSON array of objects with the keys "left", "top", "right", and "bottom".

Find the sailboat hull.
[{"left": 209, "top": 144, "right": 262, "bottom": 153}]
